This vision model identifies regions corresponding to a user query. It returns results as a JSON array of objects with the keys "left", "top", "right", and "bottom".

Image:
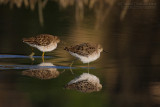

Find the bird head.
[
  {"left": 96, "top": 83, "right": 102, "bottom": 91},
  {"left": 55, "top": 36, "right": 60, "bottom": 43},
  {"left": 98, "top": 44, "right": 103, "bottom": 53}
]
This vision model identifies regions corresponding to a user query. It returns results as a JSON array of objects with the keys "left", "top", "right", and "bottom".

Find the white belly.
[
  {"left": 69, "top": 52, "right": 100, "bottom": 63},
  {"left": 29, "top": 43, "right": 57, "bottom": 52}
]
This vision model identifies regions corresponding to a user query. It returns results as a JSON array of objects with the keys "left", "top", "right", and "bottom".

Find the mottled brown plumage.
[
  {"left": 23, "top": 34, "right": 60, "bottom": 46},
  {"left": 64, "top": 43, "right": 103, "bottom": 63},
  {"left": 64, "top": 43, "right": 101, "bottom": 56},
  {"left": 65, "top": 80, "right": 102, "bottom": 93},
  {"left": 22, "top": 68, "right": 59, "bottom": 80}
]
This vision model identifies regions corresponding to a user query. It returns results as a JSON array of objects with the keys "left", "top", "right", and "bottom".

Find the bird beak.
[{"left": 103, "top": 50, "right": 108, "bottom": 53}]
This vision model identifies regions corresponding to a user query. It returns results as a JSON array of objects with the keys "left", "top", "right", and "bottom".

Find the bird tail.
[
  {"left": 22, "top": 37, "right": 34, "bottom": 43},
  {"left": 64, "top": 84, "right": 73, "bottom": 89},
  {"left": 22, "top": 38, "right": 28, "bottom": 42}
]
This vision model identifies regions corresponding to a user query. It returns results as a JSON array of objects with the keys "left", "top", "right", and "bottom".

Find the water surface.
[{"left": 0, "top": 1, "right": 160, "bottom": 107}]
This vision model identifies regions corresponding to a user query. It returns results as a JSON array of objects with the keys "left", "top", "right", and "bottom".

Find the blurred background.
[{"left": 0, "top": 0, "right": 160, "bottom": 107}]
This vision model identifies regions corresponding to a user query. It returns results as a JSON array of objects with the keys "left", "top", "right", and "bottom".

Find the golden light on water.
[{"left": 0, "top": 0, "right": 160, "bottom": 107}]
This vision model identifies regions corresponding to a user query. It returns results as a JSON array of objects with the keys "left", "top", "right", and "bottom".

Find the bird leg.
[
  {"left": 42, "top": 52, "right": 45, "bottom": 62},
  {"left": 29, "top": 47, "right": 35, "bottom": 56},
  {"left": 29, "top": 47, "right": 35, "bottom": 61},
  {"left": 60, "top": 69, "right": 66, "bottom": 74},
  {"left": 70, "top": 60, "right": 74, "bottom": 74},
  {"left": 69, "top": 58, "right": 78, "bottom": 74},
  {"left": 42, "top": 57, "right": 44, "bottom": 62},
  {"left": 42, "top": 52, "right": 45, "bottom": 57}
]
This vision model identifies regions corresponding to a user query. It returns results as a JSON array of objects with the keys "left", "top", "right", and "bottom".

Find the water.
[{"left": 0, "top": 1, "right": 160, "bottom": 107}]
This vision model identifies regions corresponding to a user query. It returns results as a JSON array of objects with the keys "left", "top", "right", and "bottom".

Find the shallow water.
[{"left": 0, "top": 1, "right": 160, "bottom": 107}]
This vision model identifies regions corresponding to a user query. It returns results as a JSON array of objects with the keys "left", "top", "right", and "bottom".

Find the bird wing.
[
  {"left": 64, "top": 43, "right": 97, "bottom": 56},
  {"left": 23, "top": 34, "right": 54, "bottom": 46},
  {"left": 33, "top": 34, "right": 54, "bottom": 46},
  {"left": 65, "top": 80, "right": 96, "bottom": 93}
]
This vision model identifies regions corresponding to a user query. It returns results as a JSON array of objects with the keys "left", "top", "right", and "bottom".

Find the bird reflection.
[
  {"left": 22, "top": 62, "right": 60, "bottom": 79},
  {"left": 65, "top": 73, "right": 102, "bottom": 93}
]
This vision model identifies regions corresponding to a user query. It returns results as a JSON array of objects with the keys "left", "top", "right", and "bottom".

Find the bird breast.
[
  {"left": 29, "top": 42, "right": 57, "bottom": 52},
  {"left": 69, "top": 52, "right": 100, "bottom": 63}
]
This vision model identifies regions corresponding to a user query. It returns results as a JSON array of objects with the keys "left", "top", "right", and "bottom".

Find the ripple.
[{"left": 0, "top": 55, "right": 52, "bottom": 59}]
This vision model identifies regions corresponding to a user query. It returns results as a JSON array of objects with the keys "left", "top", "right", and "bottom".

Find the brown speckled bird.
[
  {"left": 65, "top": 73, "right": 102, "bottom": 93},
  {"left": 23, "top": 34, "right": 60, "bottom": 57},
  {"left": 64, "top": 43, "right": 103, "bottom": 72},
  {"left": 64, "top": 43, "right": 103, "bottom": 63}
]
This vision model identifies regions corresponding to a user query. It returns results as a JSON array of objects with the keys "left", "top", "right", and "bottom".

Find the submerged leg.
[
  {"left": 29, "top": 47, "right": 35, "bottom": 61},
  {"left": 42, "top": 56, "right": 44, "bottom": 62}
]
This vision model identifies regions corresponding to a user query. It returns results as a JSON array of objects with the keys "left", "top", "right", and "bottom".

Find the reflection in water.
[
  {"left": 0, "top": 0, "right": 153, "bottom": 27},
  {"left": 0, "top": 0, "right": 160, "bottom": 107},
  {"left": 150, "top": 82, "right": 160, "bottom": 104},
  {"left": 22, "top": 62, "right": 60, "bottom": 79},
  {"left": 0, "top": 54, "right": 52, "bottom": 59},
  {"left": 65, "top": 73, "right": 102, "bottom": 93}
]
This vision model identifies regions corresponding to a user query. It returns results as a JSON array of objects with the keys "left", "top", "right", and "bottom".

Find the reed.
[{"left": 0, "top": 0, "right": 154, "bottom": 27}]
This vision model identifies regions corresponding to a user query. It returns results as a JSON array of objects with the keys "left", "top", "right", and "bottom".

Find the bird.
[
  {"left": 22, "top": 62, "right": 60, "bottom": 79},
  {"left": 23, "top": 34, "right": 60, "bottom": 58},
  {"left": 65, "top": 73, "right": 102, "bottom": 93},
  {"left": 64, "top": 43, "right": 104, "bottom": 72}
]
